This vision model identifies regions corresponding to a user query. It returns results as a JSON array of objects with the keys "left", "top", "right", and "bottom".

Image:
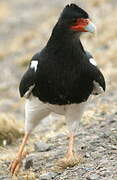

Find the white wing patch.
[
  {"left": 30, "top": 61, "right": 38, "bottom": 72},
  {"left": 89, "top": 58, "right": 97, "bottom": 66},
  {"left": 92, "top": 81, "right": 104, "bottom": 95}
]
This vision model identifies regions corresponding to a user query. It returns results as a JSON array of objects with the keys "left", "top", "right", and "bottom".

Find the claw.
[
  {"left": 9, "top": 158, "right": 21, "bottom": 175},
  {"left": 9, "top": 133, "right": 29, "bottom": 175},
  {"left": 9, "top": 151, "right": 28, "bottom": 175},
  {"left": 13, "top": 161, "right": 21, "bottom": 175},
  {"left": 57, "top": 153, "right": 82, "bottom": 168},
  {"left": 57, "top": 133, "right": 83, "bottom": 169}
]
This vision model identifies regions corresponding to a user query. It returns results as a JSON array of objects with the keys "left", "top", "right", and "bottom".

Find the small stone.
[
  {"left": 0, "top": 176, "right": 10, "bottom": 180},
  {"left": 23, "top": 154, "right": 40, "bottom": 170},
  {"left": 87, "top": 174, "right": 100, "bottom": 180},
  {"left": 34, "top": 141, "right": 52, "bottom": 152},
  {"left": 23, "top": 156, "right": 33, "bottom": 170},
  {"left": 85, "top": 152, "right": 90, "bottom": 158},
  {"left": 40, "top": 172, "right": 58, "bottom": 180},
  {"left": 107, "top": 144, "right": 117, "bottom": 150}
]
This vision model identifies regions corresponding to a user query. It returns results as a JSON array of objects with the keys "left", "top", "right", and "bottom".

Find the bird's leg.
[
  {"left": 57, "top": 103, "right": 86, "bottom": 168},
  {"left": 65, "top": 133, "right": 74, "bottom": 159},
  {"left": 9, "top": 133, "right": 29, "bottom": 175},
  {"left": 58, "top": 133, "right": 82, "bottom": 168}
]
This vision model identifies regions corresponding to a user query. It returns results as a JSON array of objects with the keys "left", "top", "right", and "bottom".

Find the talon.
[
  {"left": 9, "top": 158, "right": 21, "bottom": 175},
  {"left": 57, "top": 153, "right": 82, "bottom": 168},
  {"left": 13, "top": 161, "right": 21, "bottom": 175},
  {"left": 9, "top": 151, "right": 28, "bottom": 175},
  {"left": 57, "top": 133, "right": 83, "bottom": 169},
  {"left": 9, "top": 131, "right": 29, "bottom": 175}
]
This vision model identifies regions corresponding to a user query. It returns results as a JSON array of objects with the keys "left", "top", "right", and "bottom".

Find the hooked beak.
[{"left": 70, "top": 18, "right": 96, "bottom": 33}]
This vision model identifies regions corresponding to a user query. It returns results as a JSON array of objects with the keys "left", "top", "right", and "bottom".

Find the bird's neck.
[{"left": 46, "top": 24, "right": 85, "bottom": 59}]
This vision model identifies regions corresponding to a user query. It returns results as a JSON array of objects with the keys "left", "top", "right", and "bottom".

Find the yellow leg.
[
  {"left": 9, "top": 133, "right": 29, "bottom": 175},
  {"left": 58, "top": 133, "right": 82, "bottom": 168},
  {"left": 65, "top": 133, "right": 74, "bottom": 159}
]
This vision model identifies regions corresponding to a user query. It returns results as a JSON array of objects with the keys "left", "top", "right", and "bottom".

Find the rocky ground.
[{"left": 0, "top": 0, "right": 117, "bottom": 179}]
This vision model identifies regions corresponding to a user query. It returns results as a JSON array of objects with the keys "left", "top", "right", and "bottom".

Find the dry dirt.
[{"left": 0, "top": 0, "right": 117, "bottom": 179}]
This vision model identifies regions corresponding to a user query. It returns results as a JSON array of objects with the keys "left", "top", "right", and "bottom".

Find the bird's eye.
[{"left": 72, "top": 18, "right": 77, "bottom": 23}]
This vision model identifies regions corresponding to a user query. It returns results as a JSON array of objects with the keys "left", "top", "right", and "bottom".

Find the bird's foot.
[
  {"left": 57, "top": 153, "right": 83, "bottom": 169},
  {"left": 9, "top": 151, "right": 28, "bottom": 175}
]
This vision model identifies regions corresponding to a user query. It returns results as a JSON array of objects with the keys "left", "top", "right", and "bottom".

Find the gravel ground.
[{"left": 0, "top": 0, "right": 117, "bottom": 179}]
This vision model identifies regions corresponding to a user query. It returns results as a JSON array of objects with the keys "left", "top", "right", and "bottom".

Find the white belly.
[
  {"left": 25, "top": 94, "right": 86, "bottom": 134},
  {"left": 25, "top": 95, "right": 67, "bottom": 133}
]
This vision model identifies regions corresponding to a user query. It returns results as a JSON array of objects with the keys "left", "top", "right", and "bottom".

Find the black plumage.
[
  {"left": 19, "top": 4, "right": 105, "bottom": 105},
  {"left": 10, "top": 4, "right": 106, "bottom": 175}
]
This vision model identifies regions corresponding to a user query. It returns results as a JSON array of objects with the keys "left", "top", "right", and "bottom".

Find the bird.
[{"left": 9, "top": 3, "right": 106, "bottom": 175}]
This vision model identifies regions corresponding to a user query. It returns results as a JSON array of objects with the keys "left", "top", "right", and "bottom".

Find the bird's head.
[{"left": 58, "top": 4, "right": 96, "bottom": 34}]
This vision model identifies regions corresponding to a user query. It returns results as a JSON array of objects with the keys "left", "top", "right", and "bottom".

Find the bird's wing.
[
  {"left": 85, "top": 51, "right": 106, "bottom": 95},
  {"left": 19, "top": 60, "right": 39, "bottom": 98}
]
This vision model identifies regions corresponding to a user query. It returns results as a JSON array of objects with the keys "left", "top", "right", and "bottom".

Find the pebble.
[
  {"left": 85, "top": 152, "right": 90, "bottom": 158},
  {"left": 86, "top": 174, "right": 100, "bottom": 180},
  {"left": 23, "top": 156, "right": 33, "bottom": 170},
  {"left": 34, "top": 141, "right": 52, "bottom": 152},
  {"left": 0, "top": 176, "right": 10, "bottom": 180},
  {"left": 40, "top": 172, "right": 58, "bottom": 180},
  {"left": 107, "top": 144, "right": 117, "bottom": 150},
  {"left": 23, "top": 154, "right": 41, "bottom": 170}
]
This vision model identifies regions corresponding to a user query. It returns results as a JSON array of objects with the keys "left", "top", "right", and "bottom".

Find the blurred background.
[{"left": 0, "top": 0, "right": 117, "bottom": 170}]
